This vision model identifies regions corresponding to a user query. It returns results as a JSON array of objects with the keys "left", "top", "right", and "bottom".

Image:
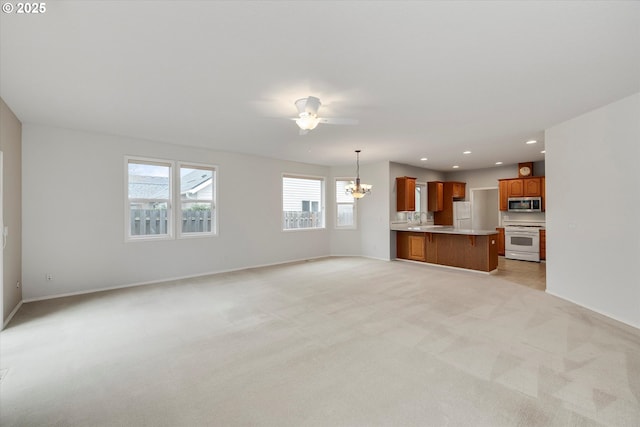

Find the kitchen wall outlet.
[{"left": 46, "top": 274, "right": 53, "bottom": 281}]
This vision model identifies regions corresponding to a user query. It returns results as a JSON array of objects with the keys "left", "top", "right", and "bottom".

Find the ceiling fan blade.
[{"left": 318, "top": 117, "right": 359, "bottom": 125}]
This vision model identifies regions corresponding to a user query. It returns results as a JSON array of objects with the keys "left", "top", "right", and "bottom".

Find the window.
[
  {"left": 127, "top": 159, "right": 172, "bottom": 239},
  {"left": 335, "top": 179, "right": 356, "bottom": 228},
  {"left": 282, "top": 175, "right": 325, "bottom": 230},
  {"left": 179, "top": 163, "right": 216, "bottom": 237},
  {"left": 126, "top": 157, "right": 217, "bottom": 241}
]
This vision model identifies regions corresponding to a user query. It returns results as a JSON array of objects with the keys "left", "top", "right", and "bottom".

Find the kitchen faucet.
[{"left": 413, "top": 211, "right": 428, "bottom": 225}]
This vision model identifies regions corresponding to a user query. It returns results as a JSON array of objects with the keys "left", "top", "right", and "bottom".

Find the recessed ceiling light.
[
  {"left": 463, "top": 151, "right": 471, "bottom": 155},
  {"left": 526, "top": 140, "right": 537, "bottom": 144},
  {"left": 495, "top": 161, "right": 503, "bottom": 165},
  {"left": 452, "top": 165, "right": 459, "bottom": 169},
  {"left": 541, "top": 150, "right": 546, "bottom": 154},
  {"left": 420, "top": 157, "right": 428, "bottom": 161}
]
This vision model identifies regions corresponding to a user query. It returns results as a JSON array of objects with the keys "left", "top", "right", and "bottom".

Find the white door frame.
[{"left": 469, "top": 186, "right": 500, "bottom": 230}]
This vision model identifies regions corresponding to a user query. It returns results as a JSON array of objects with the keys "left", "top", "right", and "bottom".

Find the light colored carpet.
[{"left": 1, "top": 257, "right": 639, "bottom": 426}]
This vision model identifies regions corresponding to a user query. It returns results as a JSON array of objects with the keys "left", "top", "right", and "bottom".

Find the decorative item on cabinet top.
[{"left": 518, "top": 162, "right": 534, "bottom": 178}]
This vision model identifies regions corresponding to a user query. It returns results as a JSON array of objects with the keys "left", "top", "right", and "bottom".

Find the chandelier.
[{"left": 345, "top": 150, "right": 372, "bottom": 199}]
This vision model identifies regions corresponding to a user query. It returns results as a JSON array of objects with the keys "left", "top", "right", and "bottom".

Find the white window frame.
[
  {"left": 125, "top": 157, "right": 174, "bottom": 242},
  {"left": 282, "top": 173, "right": 326, "bottom": 231},
  {"left": 177, "top": 161, "right": 217, "bottom": 239},
  {"left": 335, "top": 177, "right": 357, "bottom": 229},
  {"left": 125, "top": 156, "right": 218, "bottom": 242}
]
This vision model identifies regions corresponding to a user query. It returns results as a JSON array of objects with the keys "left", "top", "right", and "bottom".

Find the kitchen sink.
[{"left": 406, "top": 225, "right": 445, "bottom": 230}]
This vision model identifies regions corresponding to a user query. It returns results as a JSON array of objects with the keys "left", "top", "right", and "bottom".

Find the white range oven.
[{"left": 504, "top": 225, "right": 543, "bottom": 262}]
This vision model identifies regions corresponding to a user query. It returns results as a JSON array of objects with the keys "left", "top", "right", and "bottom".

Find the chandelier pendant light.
[{"left": 345, "top": 150, "right": 372, "bottom": 199}]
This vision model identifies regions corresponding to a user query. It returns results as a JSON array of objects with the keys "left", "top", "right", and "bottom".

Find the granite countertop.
[{"left": 390, "top": 223, "right": 499, "bottom": 236}]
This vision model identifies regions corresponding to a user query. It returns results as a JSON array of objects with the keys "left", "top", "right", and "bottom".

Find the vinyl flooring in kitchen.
[{"left": 495, "top": 257, "right": 546, "bottom": 291}]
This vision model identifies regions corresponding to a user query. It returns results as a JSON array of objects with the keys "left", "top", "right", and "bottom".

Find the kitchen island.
[{"left": 392, "top": 224, "right": 499, "bottom": 272}]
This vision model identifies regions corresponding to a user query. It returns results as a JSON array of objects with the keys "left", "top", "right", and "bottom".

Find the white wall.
[
  {"left": 545, "top": 92, "right": 640, "bottom": 328},
  {"left": 0, "top": 98, "right": 22, "bottom": 324},
  {"left": 329, "top": 165, "right": 361, "bottom": 256},
  {"left": 22, "top": 124, "right": 333, "bottom": 300},
  {"left": 446, "top": 161, "right": 545, "bottom": 189},
  {"left": 359, "top": 161, "right": 391, "bottom": 261}
]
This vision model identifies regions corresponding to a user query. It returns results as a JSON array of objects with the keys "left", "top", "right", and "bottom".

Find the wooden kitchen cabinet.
[
  {"left": 425, "top": 232, "right": 437, "bottom": 263},
  {"left": 451, "top": 182, "right": 466, "bottom": 199},
  {"left": 408, "top": 234, "right": 426, "bottom": 261},
  {"left": 433, "top": 181, "right": 467, "bottom": 225},
  {"left": 498, "top": 176, "right": 546, "bottom": 211},
  {"left": 499, "top": 180, "right": 509, "bottom": 211},
  {"left": 427, "top": 181, "right": 444, "bottom": 212},
  {"left": 540, "top": 229, "right": 546, "bottom": 260},
  {"left": 524, "top": 177, "right": 542, "bottom": 197},
  {"left": 496, "top": 227, "right": 505, "bottom": 256},
  {"left": 507, "top": 179, "right": 524, "bottom": 197},
  {"left": 396, "top": 176, "right": 417, "bottom": 211},
  {"left": 396, "top": 230, "right": 497, "bottom": 272},
  {"left": 396, "top": 232, "right": 426, "bottom": 261}
]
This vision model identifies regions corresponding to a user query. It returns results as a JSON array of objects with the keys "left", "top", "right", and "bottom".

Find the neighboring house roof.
[
  {"left": 180, "top": 169, "right": 212, "bottom": 195},
  {"left": 129, "top": 171, "right": 212, "bottom": 199},
  {"left": 128, "top": 175, "right": 170, "bottom": 200}
]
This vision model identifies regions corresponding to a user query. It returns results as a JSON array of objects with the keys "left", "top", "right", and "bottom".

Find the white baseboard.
[
  {"left": 22, "top": 255, "right": 332, "bottom": 303},
  {"left": 545, "top": 289, "right": 640, "bottom": 331},
  {"left": 2, "top": 300, "right": 23, "bottom": 330}
]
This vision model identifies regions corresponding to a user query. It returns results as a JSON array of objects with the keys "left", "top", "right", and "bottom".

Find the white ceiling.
[{"left": 1, "top": 1, "right": 639, "bottom": 170}]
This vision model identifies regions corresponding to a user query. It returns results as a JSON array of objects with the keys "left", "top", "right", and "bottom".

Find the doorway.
[{"left": 470, "top": 187, "right": 499, "bottom": 230}]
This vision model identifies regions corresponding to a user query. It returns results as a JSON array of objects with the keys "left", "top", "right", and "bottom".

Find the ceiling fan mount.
[{"left": 291, "top": 96, "right": 358, "bottom": 135}]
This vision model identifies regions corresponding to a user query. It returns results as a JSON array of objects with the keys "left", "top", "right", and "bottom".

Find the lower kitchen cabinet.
[
  {"left": 540, "top": 229, "right": 546, "bottom": 260},
  {"left": 497, "top": 227, "right": 505, "bottom": 256},
  {"left": 408, "top": 234, "right": 426, "bottom": 261},
  {"left": 396, "top": 230, "right": 498, "bottom": 272},
  {"left": 425, "top": 232, "right": 438, "bottom": 263},
  {"left": 396, "top": 232, "right": 426, "bottom": 261}
]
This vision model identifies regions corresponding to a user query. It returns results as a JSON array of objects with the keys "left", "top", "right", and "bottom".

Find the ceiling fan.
[{"left": 292, "top": 96, "right": 358, "bottom": 135}]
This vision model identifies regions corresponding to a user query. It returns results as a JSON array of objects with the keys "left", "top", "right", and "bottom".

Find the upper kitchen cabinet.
[
  {"left": 524, "top": 177, "right": 542, "bottom": 196},
  {"left": 507, "top": 179, "right": 524, "bottom": 197},
  {"left": 498, "top": 177, "right": 546, "bottom": 211},
  {"left": 430, "top": 181, "right": 467, "bottom": 225},
  {"left": 499, "top": 180, "right": 509, "bottom": 211},
  {"left": 396, "top": 176, "right": 417, "bottom": 211},
  {"left": 427, "top": 181, "right": 444, "bottom": 212},
  {"left": 451, "top": 182, "right": 466, "bottom": 199}
]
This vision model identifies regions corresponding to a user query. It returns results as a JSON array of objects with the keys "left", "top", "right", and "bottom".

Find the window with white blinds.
[
  {"left": 335, "top": 179, "right": 356, "bottom": 228},
  {"left": 282, "top": 175, "right": 325, "bottom": 230}
]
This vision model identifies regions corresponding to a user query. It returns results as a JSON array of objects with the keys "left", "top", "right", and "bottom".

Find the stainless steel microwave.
[{"left": 508, "top": 197, "right": 542, "bottom": 212}]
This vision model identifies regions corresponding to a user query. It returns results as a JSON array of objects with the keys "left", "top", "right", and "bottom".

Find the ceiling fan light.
[{"left": 296, "top": 113, "right": 320, "bottom": 130}]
